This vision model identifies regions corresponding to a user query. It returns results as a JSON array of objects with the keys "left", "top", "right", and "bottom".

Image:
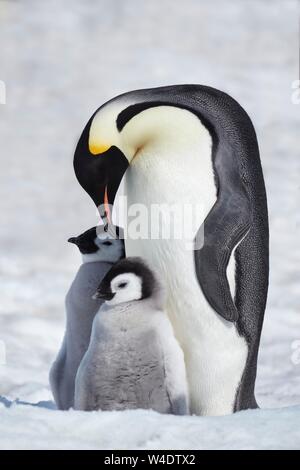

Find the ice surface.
[{"left": 0, "top": 0, "right": 299, "bottom": 449}]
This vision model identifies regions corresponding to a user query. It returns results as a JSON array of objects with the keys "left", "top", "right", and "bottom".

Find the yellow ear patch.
[{"left": 89, "top": 140, "right": 111, "bottom": 155}]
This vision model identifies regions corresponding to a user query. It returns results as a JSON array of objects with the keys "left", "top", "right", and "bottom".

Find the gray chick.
[
  {"left": 74, "top": 257, "right": 189, "bottom": 415},
  {"left": 49, "top": 225, "right": 124, "bottom": 410}
]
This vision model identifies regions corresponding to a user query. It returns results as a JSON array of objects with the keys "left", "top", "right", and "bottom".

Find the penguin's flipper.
[
  {"left": 49, "top": 336, "right": 68, "bottom": 410},
  {"left": 195, "top": 189, "right": 251, "bottom": 323},
  {"left": 74, "top": 348, "right": 98, "bottom": 412}
]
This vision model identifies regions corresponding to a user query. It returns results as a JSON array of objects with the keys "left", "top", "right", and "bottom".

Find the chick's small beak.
[
  {"left": 92, "top": 290, "right": 115, "bottom": 301},
  {"left": 68, "top": 237, "right": 78, "bottom": 245}
]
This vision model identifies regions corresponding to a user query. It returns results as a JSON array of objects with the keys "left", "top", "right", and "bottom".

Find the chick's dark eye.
[
  {"left": 118, "top": 282, "right": 127, "bottom": 289},
  {"left": 102, "top": 241, "right": 112, "bottom": 246}
]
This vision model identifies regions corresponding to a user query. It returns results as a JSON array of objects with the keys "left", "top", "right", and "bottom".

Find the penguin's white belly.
[
  {"left": 125, "top": 236, "right": 248, "bottom": 415},
  {"left": 123, "top": 121, "right": 248, "bottom": 416}
]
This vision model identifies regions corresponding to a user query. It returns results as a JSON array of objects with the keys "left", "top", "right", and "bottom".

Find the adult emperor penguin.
[
  {"left": 74, "top": 257, "right": 189, "bottom": 415},
  {"left": 73, "top": 85, "right": 269, "bottom": 416},
  {"left": 49, "top": 225, "right": 124, "bottom": 410}
]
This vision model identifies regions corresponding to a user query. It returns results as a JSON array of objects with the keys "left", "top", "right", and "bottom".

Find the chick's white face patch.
[{"left": 107, "top": 273, "right": 142, "bottom": 306}]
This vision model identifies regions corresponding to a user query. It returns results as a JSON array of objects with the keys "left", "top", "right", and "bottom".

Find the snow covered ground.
[
  {"left": 1, "top": 400, "right": 300, "bottom": 450},
  {"left": 0, "top": 0, "right": 299, "bottom": 450}
]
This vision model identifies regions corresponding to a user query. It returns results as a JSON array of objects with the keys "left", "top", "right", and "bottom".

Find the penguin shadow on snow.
[{"left": 0, "top": 396, "right": 56, "bottom": 410}]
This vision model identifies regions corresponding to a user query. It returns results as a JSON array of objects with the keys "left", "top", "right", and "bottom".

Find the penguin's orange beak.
[{"left": 104, "top": 186, "right": 111, "bottom": 224}]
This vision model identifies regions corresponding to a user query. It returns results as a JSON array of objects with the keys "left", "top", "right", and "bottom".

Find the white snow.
[
  {"left": 1, "top": 400, "right": 300, "bottom": 450},
  {"left": 0, "top": 0, "right": 299, "bottom": 450}
]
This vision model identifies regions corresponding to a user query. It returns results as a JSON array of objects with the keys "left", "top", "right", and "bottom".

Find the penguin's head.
[
  {"left": 73, "top": 101, "right": 133, "bottom": 222},
  {"left": 73, "top": 95, "right": 197, "bottom": 222},
  {"left": 68, "top": 225, "right": 125, "bottom": 264},
  {"left": 93, "top": 257, "right": 157, "bottom": 306}
]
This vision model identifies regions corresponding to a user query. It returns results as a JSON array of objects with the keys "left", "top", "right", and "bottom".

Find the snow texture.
[{"left": 0, "top": 0, "right": 299, "bottom": 450}]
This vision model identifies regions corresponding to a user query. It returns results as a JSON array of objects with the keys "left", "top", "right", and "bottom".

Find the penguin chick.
[
  {"left": 49, "top": 225, "right": 125, "bottom": 410},
  {"left": 74, "top": 257, "right": 189, "bottom": 415}
]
